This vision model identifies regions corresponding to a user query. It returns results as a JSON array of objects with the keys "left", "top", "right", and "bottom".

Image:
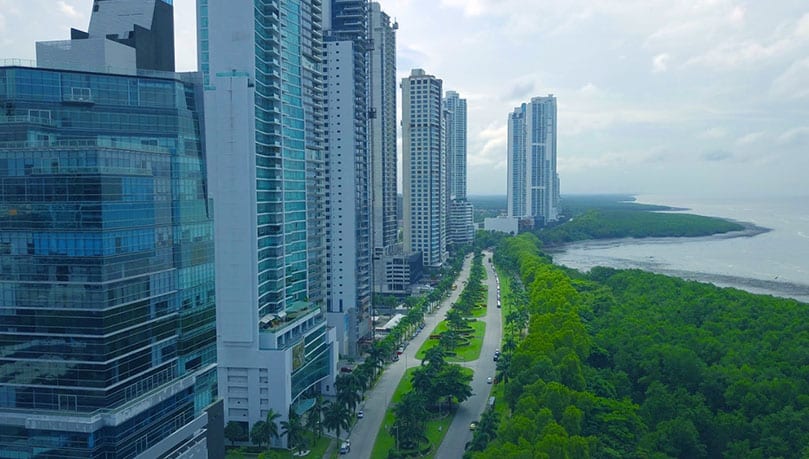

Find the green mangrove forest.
[{"left": 471, "top": 233, "right": 809, "bottom": 459}]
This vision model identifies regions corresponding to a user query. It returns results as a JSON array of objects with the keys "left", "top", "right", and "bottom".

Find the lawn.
[
  {"left": 370, "top": 367, "right": 416, "bottom": 459},
  {"left": 225, "top": 435, "right": 333, "bottom": 459},
  {"left": 450, "top": 320, "right": 486, "bottom": 362},
  {"left": 414, "top": 320, "right": 485, "bottom": 363},
  {"left": 369, "top": 367, "right": 471, "bottom": 459}
]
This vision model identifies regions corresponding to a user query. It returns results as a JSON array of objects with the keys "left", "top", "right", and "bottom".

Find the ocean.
[{"left": 550, "top": 195, "right": 809, "bottom": 303}]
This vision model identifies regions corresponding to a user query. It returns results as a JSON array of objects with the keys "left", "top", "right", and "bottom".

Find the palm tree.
[
  {"left": 265, "top": 408, "right": 281, "bottom": 447},
  {"left": 392, "top": 392, "right": 428, "bottom": 450},
  {"left": 250, "top": 421, "right": 269, "bottom": 448},
  {"left": 322, "top": 400, "right": 351, "bottom": 441},
  {"left": 281, "top": 410, "right": 307, "bottom": 455},
  {"left": 306, "top": 395, "right": 324, "bottom": 439},
  {"left": 367, "top": 346, "right": 387, "bottom": 377},
  {"left": 335, "top": 373, "right": 362, "bottom": 413}
]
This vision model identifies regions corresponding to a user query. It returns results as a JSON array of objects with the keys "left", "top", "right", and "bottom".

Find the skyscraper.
[
  {"left": 0, "top": 2, "right": 222, "bottom": 457},
  {"left": 444, "top": 91, "right": 467, "bottom": 202},
  {"left": 444, "top": 90, "right": 474, "bottom": 245},
  {"left": 507, "top": 95, "right": 560, "bottom": 225},
  {"left": 368, "top": 3, "right": 401, "bottom": 294},
  {"left": 402, "top": 69, "right": 447, "bottom": 268},
  {"left": 201, "top": 0, "right": 337, "bottom": 442},
  {"left": 323, "top": 0, "right": 372, "bottom": 356}
]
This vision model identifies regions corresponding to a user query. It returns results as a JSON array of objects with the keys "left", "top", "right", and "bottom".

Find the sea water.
[{"left": 550, "top": 195, "right": 809, "bottom": 303}]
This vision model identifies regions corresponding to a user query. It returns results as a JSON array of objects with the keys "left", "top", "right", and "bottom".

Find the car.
[
  {"left": 469, "top": 422, "right": 478, "bottom": 431},
  {"left": 357, "top": 409, "right": 364, "bottom": 418},
  {"left": 340, "top": 441, "right": 351, "bottom": 454},
  {"left": 493, "top": 355, "right": 499, "bottom": 361},
  {"left": 487, "top": 377, "right": 493, "bottom": 384}
]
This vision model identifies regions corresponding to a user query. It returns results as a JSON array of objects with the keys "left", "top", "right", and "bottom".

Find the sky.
[{"left": 1, "top": 0, "right": 808, "bottom": 197}]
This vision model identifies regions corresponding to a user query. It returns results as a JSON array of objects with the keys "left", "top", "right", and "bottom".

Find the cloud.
[
  {"left": 500, "top": 80, "right": 535, "bottom": 102},
  {"left": 777, "top": 126, "right": 809, "bottom": 145},
  {"left": 684, "top": 12, "right": 809, "bottom": 70},
  {"left": 578, "top": 82, "right": 602, "bottom": 96},
  {"left": 57, "top": 1, "right": 81, "bottom": 19},
  {"left": 701, "top": 150, "right": 734, "bottom": 162},
  {"left": 469, "top": 122, "right": 508, "bottom": 168},
  {"left": 735, "top": 131, "right": 766, "bottom": 146},
  {"left": 439, "top": 0, "right": 487, "bottom": 17},
  {"left": 770, "top": 57, "right": 809, "bottom": 99},
  {"left": 652, "top": 53, "right": 670, "bottom": 73},
  {"left": 699, "top": 127, "right": 728, "bottom": 139},
  {"left": 728, "top": 6, "right": 746, "bottom": 26}
]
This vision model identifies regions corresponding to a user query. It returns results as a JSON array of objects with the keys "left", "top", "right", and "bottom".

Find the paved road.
[
  {"left": 342, "top": 254, "right": 474, "bottom": 459},
  {"left": 435, "top": 250, "right": 503, "bottom": 458}
]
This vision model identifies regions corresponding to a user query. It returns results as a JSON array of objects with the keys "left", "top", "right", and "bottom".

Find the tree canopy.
[{"left": 475, "top": 233, "right": 809, "bottom": 459}]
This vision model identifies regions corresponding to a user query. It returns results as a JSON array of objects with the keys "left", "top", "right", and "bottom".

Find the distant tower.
[
  {"left": 507, "top": 95, "right": 560, "bottom": 224},
  {"left": 402, "top": 69, "right": 448, "bottom": 267},
  {"left": 444, "top": 90, "right": 474, "bottom": 245},
  {"left": 444, "top": 91, "right": 467, "bottom": 201}
]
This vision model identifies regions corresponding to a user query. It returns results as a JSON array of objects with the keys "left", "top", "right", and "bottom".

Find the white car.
[
  {"left": 357, "top": 409, "right": 364, "bottom": 418},
  {"left": 340, "top": 441, "right": 351, "bottom": 454},
  {"left": 486, "top": 377, "right": 493, "bottom": 384}
]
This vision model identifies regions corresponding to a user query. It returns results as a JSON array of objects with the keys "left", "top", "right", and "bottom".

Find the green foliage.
[
  {"left": 250, "top": 421, "right": 269, "bottom": 448},
  {"left": 224, "top": 421, "right": 248, "bottom": 446},
  {"left": 475, "top": 233, "right": 809, "bottom": 459},
  {"left": 538, "top": 209, "right": 745, "bottom": 246}
]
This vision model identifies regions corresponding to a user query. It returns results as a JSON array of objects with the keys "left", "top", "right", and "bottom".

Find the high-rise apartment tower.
[
  {"left": 444, "top": 90, "right": 474, "bottom": 245},
  {"left": 402, "top": 69, "right": 447, "bottom": 267},
  {"left": 200, "top": 0, "right": 337, "bottom": 443},
  {"left": 507, "top": 95, "right": 560, "bottom": 224},
  {"left": 323, "top": 0, "right": 372, "bottom": 356}
]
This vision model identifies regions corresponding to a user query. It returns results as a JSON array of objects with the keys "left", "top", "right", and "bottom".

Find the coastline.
[{"left": 549, "top": 195, "right": 809, "bottom": 303}]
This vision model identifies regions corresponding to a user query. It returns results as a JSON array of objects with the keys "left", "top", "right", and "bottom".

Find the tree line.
[{"left": 472, "top": 233, "right": 809, "bottom": 458}]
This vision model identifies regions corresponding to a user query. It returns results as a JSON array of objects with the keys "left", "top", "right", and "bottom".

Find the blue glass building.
[{"left": 0, "top": 64, "right": 218, "bottom": 458}]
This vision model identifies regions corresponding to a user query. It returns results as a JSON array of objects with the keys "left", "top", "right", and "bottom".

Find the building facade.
[
  {"left": 0, "top": 2, "right": 223, "bottom": 456},
  {"left": 449, "top": 200, "right": 475, "bottom": 246},
  {"left": 402, "top": 69, "right": 447, "bottom": 268},
  {"left": 36, "top": 0, "right": 175, "bottom": 74},
  {"left": 507, "top": 95, "right": 559, "bottom": 225},
  {"left": 444, "top": 90, "right": 474, "bottom": 246},
  {"left": 0, "top": 65, "right": 220, "bottom": 458},
  {"left": 323, "top": 0, "right": 372, "bottom": 357},
  {"left": 368, "top": 3, "right": 400, "bottom": 294},
  {"left": 201, "top": 0, "right": 337, "bottom": 443},
  {"left": 444, "top": 91, "right": 466, "bottom": 202}
]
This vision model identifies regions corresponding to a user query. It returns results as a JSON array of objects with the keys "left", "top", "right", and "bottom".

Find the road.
[
  {"left": 435, "top": 250, "right": 503, "bottom": 458},
  {"left": 342, "top": 254, "right": 474, "bottom": 459}
]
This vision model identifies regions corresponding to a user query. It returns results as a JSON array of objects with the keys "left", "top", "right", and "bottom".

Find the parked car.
[
  {"left": 357, "top": 410, "right": 364, "bottom": 419},
  {"left": 487, "top": 377, "right": 493, "bottom": 384},
  {"left": 340, "top": 441, "right": 351, "bottom": 454},
  {"left": 469, "top": 422, "right": 478, "bottom": 431}
]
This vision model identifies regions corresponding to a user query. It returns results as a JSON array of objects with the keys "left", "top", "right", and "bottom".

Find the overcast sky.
[{"left": 2, "top": 0, "right": 807, "bottom": 197}]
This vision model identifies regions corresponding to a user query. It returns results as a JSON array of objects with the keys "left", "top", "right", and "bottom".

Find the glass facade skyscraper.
[
  {"left": 201, "top": 0, "right": 337, "bottom": 442},
  {"left": 507, "top": 95, "right": 560, "bottom": 225},
  {"left": 0, "top": 64, "right": 218, "bottom": 458}
]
